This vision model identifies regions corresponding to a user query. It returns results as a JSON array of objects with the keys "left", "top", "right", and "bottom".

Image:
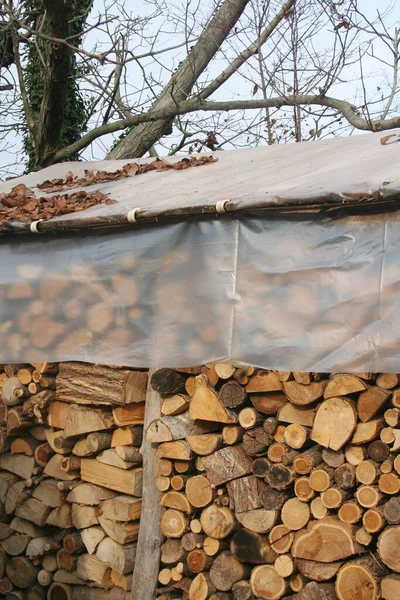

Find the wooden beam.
[{"left": 131, "top": 368, "right": 164, "bottom": 600}]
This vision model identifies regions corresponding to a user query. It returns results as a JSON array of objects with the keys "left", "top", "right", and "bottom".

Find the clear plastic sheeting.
[{"left": 0, "top": 211, "right": 400, "bottom": 372}]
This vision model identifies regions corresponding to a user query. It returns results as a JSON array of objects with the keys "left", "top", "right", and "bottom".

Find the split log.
[
  {"left": 111, "top": 426, "right": 143, "bottom": 447},
  {"left": 324, "top": 374, "right": 367, "bottom": 399},
  {"left": 64, "top": 405, "right": 114, "bottom": 438},
  {"left": 278, "top": 404, "right": 314, "bottom": 427},
  {"left": 381, "top": 574, "right": 400, "bottom": 600},
  {"left": 204, "top": 445, "right": 252, "bottom": 486},
  {"left": 189, "top": 376, "right": 236, "bottom": 424},
  {"left": 151, "top": 369, "right": 190, "bottom": 395},
  {"left": 147, "top": 414, "right": 217, "bottom": 443},
  {"left": 96, "top": 538, "right": 136, "bottom": 575},
  {"left": 283, "top": 381, "right": 324, "bottom": 406},
  {"left": 189, "top": 572, "right": 216, "bottom": 600},
  {"left": 56, "top": 362, "right": 147, "bottom": 405},
  {"left": 160, "top": 491, "right": 192, "bottom": 514},
  {"left": 246, "top": 371, "right": 282, "bottom": 393},
  {"left": 357, "top": 387, "right": 390, "bottom": 423},
  {"left": 97, "top": 515, "right": 140, "bottom": 545},
  {"left": 352, "top": 419, "right": 384, "bottom": 445},
  {"left": 101, "top": 495, "right": 141, "bottom": 521},
  {"left": 67, "top": 483, "right": 115, "bottom": 505},
  {"left": 80, "top": 459, "right": 143, "bottom": 496},
  {"left": 311, "top": 397, "right": 356, "bottom": 451},
  {"left": 76, "top": 554, "right": 111, "bottom": 585},
  {"left": 6, "top": 556, "right": 38, "bottom": 588},
  {"left": 81, "top": 527, "right": 106, "bottom": 555},
  {"left": 0, "top": 453, "right": 35, "bottom": 479},
  {"left": 155, "top": 441, "right": 193, "bottom": 461},
  {"left": 161, "top": 394, "right": 190, "bottom": 416},
  {"left": 249, "top": 393, "right": 287, "bottom": 415}
]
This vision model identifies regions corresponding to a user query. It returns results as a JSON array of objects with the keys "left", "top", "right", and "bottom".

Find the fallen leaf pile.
[
  {"left": 37, "top": 155, "right": 217, "bottom": 192},
  {"left": 0, "top": 184, "right": 116, "bottom": 229}
]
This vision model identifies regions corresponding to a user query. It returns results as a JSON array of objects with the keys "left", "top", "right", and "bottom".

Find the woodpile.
[
  {"left": 151, "top": 367, "right": 400, "bottom": 600},
  {"left": 0, "top": 361, "right": 146, "bottom": 599}
]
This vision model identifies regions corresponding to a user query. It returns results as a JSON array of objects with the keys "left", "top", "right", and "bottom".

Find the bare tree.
[{"left": 0, "top": 0, "right": 399, "bottom": 176}]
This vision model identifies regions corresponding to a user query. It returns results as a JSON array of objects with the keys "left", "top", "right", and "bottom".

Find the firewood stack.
[
  {"left": 0, "top": 361, "right": 147, "bottom": 600},
  {"left": 150, "top": 367, "right": 400, "bottom": 600}
]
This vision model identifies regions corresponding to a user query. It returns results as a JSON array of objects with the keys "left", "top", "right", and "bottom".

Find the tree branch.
[
  {"left": 200, "top": 0, "right": 295, "bottom": 100},
  {"left": 107, "top": 0, "right": 252, "bottom": 159},
  {"left": 50, "top": 93, "right": 399, "bottom": 164}
]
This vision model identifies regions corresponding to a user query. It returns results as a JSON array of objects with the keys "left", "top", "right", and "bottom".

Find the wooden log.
[
  {"left": 357, "top": 387, "right": 391, "bottom": 423},
  {"left": 203, "top": 445, "right": 252, "bottom": 486},
  {"left": 252, "top": 458, "right": 271, "bottom": 478},
  {"left": 187, "top": 549, "right": 212, "bottom": 573},
  {"left": 220, "top": 381, "right": 247, "bottom": 409},
  {"left": 186, "top": 476, "right": 214, "bottom": 508},
  {"left": 161, "top": 539, "right": 188, "bottom": 565},
  {"left": 322, "top": 448, "right": 345, "bottom": 468},
  {"left": 155, "top": 441, "right": 193, "bottom": 461},
  {"left": 34, "top": 443, "right": 53, "bottom": 467},
  {"left": 189, "top": 572, "right": 216, "bottom": 600},
  {"left": 187, "top": 434, "right": 222, "bottom": 456},
  {"left": 160, "top": 491, "right": 193, "bottom": 514},
  {"left": 384, "top": 497, "right": 400, "bottom": 524},
  {"left": 81, "top": 527, "right": 106, "bottom": 555},
  {"left": 310, "top": 497, "right": 328, "bottom": 520},
  {"left": 249, "top": 393, "right": 287, "bottom": 415},
  {"left": 355, "top": 527, "right": 373, "bottom": 547},
  {"left": 76, "top": 554, "right": 111, "bottom": 585},
  {"left": 101, "top": 495, "right": 141, "bottom": 521},
  {"left": 321, "top": 487, "right": 348, "bottom": 509},
  {"left": 283, "top": 425, "right": 308, "bottom": 450},
  {"left": 277, "top": 404, "right": 314, "bottom": 427},
  {"left": 66, "top": 483, "right": 115, "bottom": 505},
  {"left": 378, "top": 526, "right": 400, "bottom": 571},
  {"left": 210, "top": 551, "right": 250, "bottom": 592},
  {"left": 345, "top": 445, "right": 366, "bottom": 465},
  {"left": 381, "top": 574, "right": 400, "bottom": 600},
  {"left": 274, "top": 555, "right": 294, "bottom": 578},
  {"left": 294, "top": 477, "right": 315, "bottom": 503},
  {"left": 57, "top": 549, "right": 77, "bottom": 572},
  {"left": 6, "top": 556, "right": 38, "bottom": 588},
  {"left": 80, "top": 459, "right": 142, "bottom": 496},
  {"left": 246, "top": 371, "right": 282, "bottom": 393},
  {"left": 0, "top": 453, "right": 35, "bottom": 479},
  {"left": 56, "top": 362, "right": 147, "bottom": 405},
  {"left": 266, "top": 464, "right": 295, "bottom": 490},
  {"left": 2, "top": 377, "right": 29, "bottom": 407},
  {"left": 97, "top": 515, "right": 140, "bottom": 545},
  {"left": 147, "top": 414, "right": 217, "bottom": 444},
  {"left": 111, "top": 426, "right": 143, "bottom": 447},
  {"left": 259, "top": 486, "right": 289, "bottom": 511},
  {"left": 160, "top": 509, "right": 188, "bottom": 538},
  {"left": 292, "top": 519, "right": 364, "bottom": 561},
  {"left": 334, "top": 463, "right": 356, "bottom": 489},
  {"left": 281, "top": 498, "right": 310, "bottom": 531},
  {"left": 355, "top": 485, "right": 382, "bottom": 508},
  {"left": 311, "top": 397, "right": 356, "bottom": 451},
  {"left": 352, "top": 419, "right": 384, "bottom": 445},
  {"left": 293, "top": 446, "right": 322, "bottom": 475},
  {"left": 335, "top": 560, "right": 383, "bottom": 600},
  {"left": 269, "top": 525, "right": 294, "bottom": 555},
  {"left": 338, "top": 501, "right": 363, "bottom": 524},
  {"left": 324, "top": 374, "right": 366, "bottom": 399},
  {"left": 200, "top": 505, "right": 235, "bottom": 539},
  {"left": 269, "top": 443, "right": 289, "bottom": 464},
  {"left": 362, "top": 507, "right": 386, "bottom": 533},
  {"left": 72, "top": 586, "right": 128, "bottom": 600},
  {"left": 44, "top": 455, "right": 78, "bottom": 481},
  {"left": 376, "top": 373, "right": 400, "bottom": 389},
  {"left": 356, "top": 460, "right": 378, "bottom": 485},
  {"left": 71, "top": 504, "right": 98, "bottom": 529},
  {"left": 15, "top": 498, "right": 51, "bottom": 526},
  {"left": 64, "top": 405, "right": 114, "bottom": 438},
  {"left": 242, "top": 428, "right": 271, "bottom": 456},
  {"left": 283, "top": 381, "right": 324, "bottom": 406},
  {"left": 1, "top": 534, "right": 30, "bottom": 556},
  {"left": 227, "top": 475, "right": 260, "bottom": 513},
  {"left": 161, "top": 394, "right": 190, "bottom": 416},
  {"left": 379, "top": 472, "right": 400, "bottom": 494},
  {"left": 232, "top": 580, "right": 255, "bottom": 600},
  {"left": 182, "top": 533, "right": 206, "bottom": 552},
  {"left": 6, "top": 407, "right": 34, "bottom": 435},
  {"left": 250, "top": 565, "right": 288, "bottom": 600},
  {"left": 236, "top": 509, "right": 277, "bottom": 534},
  {"left": 309, "top": 467, "right": 334, "bottom": 492},
  {"left": 96, "top": 538, "right": 136, "bottom": 575},
  {"left": 231, "top": 529, "right": 276, "bottom": 564},
  {"left": 45, "top": 430, "right": 75, "bottom": 455},
  {"left": 189, "top": 375, "right": 236, "bottom": 424},
  {"left": 221, "top": 426, "right": 243, "bottom": 446},
  {"left": 151, "top": 369, "right": 190, "bottom": 395}
]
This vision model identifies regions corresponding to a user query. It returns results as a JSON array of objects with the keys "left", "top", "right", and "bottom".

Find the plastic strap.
[
  {"left": 127, "top": 208, "right": 141, "bottom": 224},
  {"left": 30, "top": 220, "right": 43, "bottom": 234},
  {"left": 216, "top": 199, "right": 230, "bottom": 214}
]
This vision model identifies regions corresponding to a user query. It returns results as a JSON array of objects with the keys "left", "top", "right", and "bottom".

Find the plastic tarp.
[
  {"left": 1, "top": 209, "right": 400, "bottom": 372},
  {"left": 2, "top": 130, "right": 400, "bottom": 370}
]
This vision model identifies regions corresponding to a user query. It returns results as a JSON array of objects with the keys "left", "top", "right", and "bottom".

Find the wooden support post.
[{"left": 131, "top": 368, "right": 164, "bottom": 600}]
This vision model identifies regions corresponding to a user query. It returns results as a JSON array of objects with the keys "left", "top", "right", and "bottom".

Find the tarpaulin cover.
[{"left": 0, "top": 130, "right": 400, "bottom": 370}]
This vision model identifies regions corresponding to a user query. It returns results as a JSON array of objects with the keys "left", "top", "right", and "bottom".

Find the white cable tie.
[
  {"left": 127, "top": 208, "right": 141, "bottom": 224},
  {"left": 216, "top": 199, "right": 230, "bottom": 215},
  {"left": 30, "top": 220, "right": 43, "bottom": 234}
]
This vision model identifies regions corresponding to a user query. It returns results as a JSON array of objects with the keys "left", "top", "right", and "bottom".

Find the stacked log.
[
  {"left": 0, "top": 361, "right": 147, "bottom": 599},
  {"left": 151, "top": 368, "right": 400, "bottom": 600}
]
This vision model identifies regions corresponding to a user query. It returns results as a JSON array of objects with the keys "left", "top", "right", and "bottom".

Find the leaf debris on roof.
[{"left": 37, "top": 155, "right": 217, "bottom": 193}]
